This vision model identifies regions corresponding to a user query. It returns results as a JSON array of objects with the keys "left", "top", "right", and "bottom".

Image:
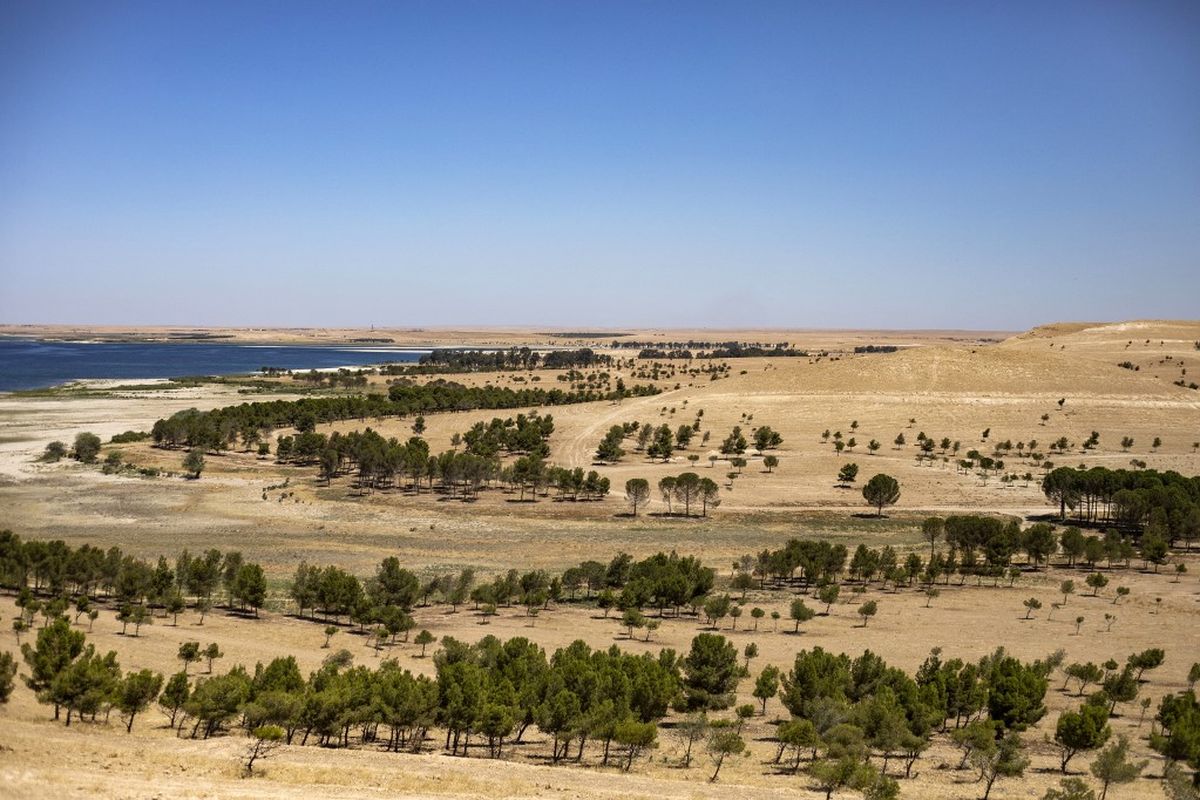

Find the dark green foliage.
[
  {"left": 72, "top": 432, "right": 102, "bottom": 463},
  {"left": 595, "top": 425, "right": 626, "bottom": 463},
  {"left": 183, "top": 448, "right": 205, "bottom": 478},
  {"left": 21, "top": 617, "right": 85, "bottom": 717},
  {"left": 862, "top": 473, "right": 901, "bottom": 516},
  {"left": 48, "top": 644, "right": 121, "bottom": 725},
  {"left": 1091, "top": 736, "right": 1147, "bottom": 800},
  {"left": 682, "top": 634, "right": 739, "bottom": 710},
  {"left": 985, "top": 652, "right": 1048, "bottom": 731},
  {"left": 0, "top": 651, "right": 16, "bottom": 703},
  {"left": 117, "top": 668, "right": 164, "bottom": 732},
  {"left": 418, "top": 347, "right": 607, "bottom": 372},
  {"left": 1152, "top": 690, "right": 1200, "bottom": 771},
  {"left": 1054, "top": 703, "right": 1110, "bottom": 772},
  {"left": 719, "top": 426, "right": 747, "bottom": 455},
  {"left": 151, "top": 380, "right": 657, "bottom": 452},
  {"left": 1041, "top": 466, "right": 1200, "bottom": 549}
]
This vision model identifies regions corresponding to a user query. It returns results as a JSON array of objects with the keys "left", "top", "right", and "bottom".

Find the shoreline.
[{"left": 0, "top": 340, "right": 433, "bottom": 394}]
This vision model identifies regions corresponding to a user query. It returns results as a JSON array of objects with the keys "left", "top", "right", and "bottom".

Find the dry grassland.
[{"left": 0, "top": 320, "right": 1198, "bottom": 798}]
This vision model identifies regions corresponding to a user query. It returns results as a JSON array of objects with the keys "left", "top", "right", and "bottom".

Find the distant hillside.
[{"left": 1000, "top": 319, "right": 1200, "bottom": 392}]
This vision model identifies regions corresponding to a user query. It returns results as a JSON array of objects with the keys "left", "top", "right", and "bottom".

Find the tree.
[
  {"left": 624, "top": 478, "right": 650, "bottom": 517},
  {"left": 774, "top": 718, "right": 819, "bottom": 771},
  {"left": 809, "top": 723, "right": 876, "bottom": 798},
  {"left": 682, "top": 634, "right": 739, "bottom": 710},
  {"left": 414, "top": 629, "right": 436, "bottom": 657},
  {"left": 818, "top": 584, "right": 840, "bottom": 614},
  {"left": 159, "top": 671, "right": 189, "bottom": 728},
  {"left": 20, "top": 617, "right": 85, "bottom": 720},
  {"left": 183, "top": 448, "right": 205, "bottom": 479},
  {"left": 1054, "top": 703, "right": 1111, "bottom": 773},
  {"left": 862, "top": 474, "right": 900, "bottom": 516},
  {"left": 837, "top": 463, "right": 859, "bottom": 486},
  {"left": 613, "top": 719, "right": 657, "bottom": 772},
  {"left": 1090, "top": 735, "right": 1146, "bottom": 800},
  {"left": 675, "top": 712, "right": 709, "bottom": 768},
  {"left": 1128, "top": 648, "right": 1165, "bottom": 681},
  {"left": 1042, "top": 778, "right": 1097, "bottom": 800},
  {"left": 719, "top": 427, "right": 747, "bottom": 456},
  {"left": 1061, "top": 580, "right": 1076, "bottom": 604},
  {"left": 42, "top": 440, "right": 68, "bottom": 462},
  {"left": 699, "top": 477, "right": 721, "bottom": 516},
  {"left": 1023, "top": 523, "right": 1058, "bottom": 569},
  {"left": 753, "top": 665, "right": 780, "bottom": 713},
  {"left": 73, "top": 432, "right": 102, "bottom": 463},
  {"left": 203, "top": 643, "right": 223, "bottom": 673},
  {"left": 231, "top": 563, "right": 267, "bottom": 616},
  {"left": 868, "top": 439, "right": 881, "bottom": 455},
  {"left": 595, "top": 425, "right": 626, "bottom": 463},
  {"left": 477, "top": 701, "right": 516, "bottom": 758},
  {"left": 648, "top": 425, "right": 675, "bottom": 461},
  {"left": 922, "top": 517, "right": 944, "bottom": 559},
  {"left": 1101, "top": 665, "right": 1139, "bottom": 715},
  {"left": 245, "top": 725, "right": 286, "bottom": 774},
  {"left": 790, "top": 598, "right": 815, "bottom": 633},
  {"left": 622, "top": 608, "right": 646, "bottom": 640},
  {"left": 1086, "top": 572, "right": 1109, "bottom": 597},
  {"left": 763, "top": 455, "right": 779, "bottom": 473},
  {"left": 117, "top": 669, "right": 164, "bottom": 733},
  {"left": 971, "top": 730, "right": 1029, "bottom": 800},
  {"left": 728, "top": 605, "right": 742, "bottom": 630},
  {"left": 1024, "top": 597, "right": 1042, "bottom": 619},
  {"left": 704, "top": 594, "right": 731, "bottom": 629},
  {"left": 673, "top": 472, "right": 703, "bottom": 516},
  {"left": 1064, "top": 662, "right": 1104, "bottom": 696},
  {"left": 196, "top": 597, "right": 212, "bottom": 624},
  {"left": 988, "top": 656, "right": 1048, "bottom": 731},
  {"left": 754, "top": 426, "right": 782, "bottom": 451},
  {"left": 165, "top": 592, "right": 186, "bottom": 625},
  {"left": 0, "top": 651, "right": 16, "bottom": 704},
  {"left": 47, "top": 644, "right": 121, "bottom": 725},
  {"left": 750, "top": 607, "right": 765, "bottom": 630},
  {"left": 178, "top": 641, "right": 202, "bottom": 674},
  {"left": 1141, "top": 533, "right": 1169, "bottom": 572},
  {"left": 706, "top": 724, "right": 745, "bottom": 782},
  {"left": 857, "top": 600, "right": 878, "bottom": 627}
]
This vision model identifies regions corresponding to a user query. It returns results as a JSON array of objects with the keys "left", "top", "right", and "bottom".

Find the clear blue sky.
[{"left": 2, "top": 1, "right": 1197, "bottom": 329}]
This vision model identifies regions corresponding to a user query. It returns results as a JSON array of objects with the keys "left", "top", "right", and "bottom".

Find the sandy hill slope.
[
  {"left": 707, "top": 336, "right": 1194, "bottom": 399},
  {"left": 999, "top": 319, "right": 1200, "bottom": 392}
]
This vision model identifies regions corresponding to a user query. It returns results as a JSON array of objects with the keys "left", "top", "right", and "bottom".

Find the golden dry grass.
[
  {"left": 0, "top": 320, "right": 1198, "bottom": 798},
  {"left": 1, "top": 554, "right": 1196, "bottom": 799}
]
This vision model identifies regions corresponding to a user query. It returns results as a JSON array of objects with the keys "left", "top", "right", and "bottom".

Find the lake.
[{"left": 0, "top": 338, "right": 426, "bottom": 392}]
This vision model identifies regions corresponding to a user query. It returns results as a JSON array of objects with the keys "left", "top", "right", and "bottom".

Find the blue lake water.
[{"left": 0, "top": 339, "right": 426, "bottom": 392}]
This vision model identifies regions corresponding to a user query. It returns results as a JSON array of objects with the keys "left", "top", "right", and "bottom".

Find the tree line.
[
  {"left": 0, "top": 531, "right": 265, "bottom": 617},
  {"left": 278, "top": 428, "right": 608, "bottom": 502},
  {"left": 11, "top": 615, "right": 1190, "bottom": 795},
  {"left": 1041, "top": 466, "right": 1200, "bottom": 547},
  {"left": 150, "top": 379, "right": 658, "bottom": 452},
  {"left": 417, "top": 347, "right": 611, "bottom": 371}
]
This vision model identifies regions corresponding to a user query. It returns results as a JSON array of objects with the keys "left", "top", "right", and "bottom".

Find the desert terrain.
[{"left": 1, "top": 319, "right": 1198, "bottom": 799}]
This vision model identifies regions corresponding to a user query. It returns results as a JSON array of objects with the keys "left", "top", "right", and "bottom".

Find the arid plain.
[{"left": 1, "top": 319, "right": 1198, "bottom": 799}]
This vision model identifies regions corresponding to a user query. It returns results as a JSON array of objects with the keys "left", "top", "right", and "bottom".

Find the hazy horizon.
[{"left": 3, "top": 2, "right": 1198, "bottom": 330}]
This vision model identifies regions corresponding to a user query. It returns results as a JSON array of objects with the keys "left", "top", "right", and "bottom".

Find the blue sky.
[{"left": 1, "top": 1, "right": 1197, "bottom": 329}]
